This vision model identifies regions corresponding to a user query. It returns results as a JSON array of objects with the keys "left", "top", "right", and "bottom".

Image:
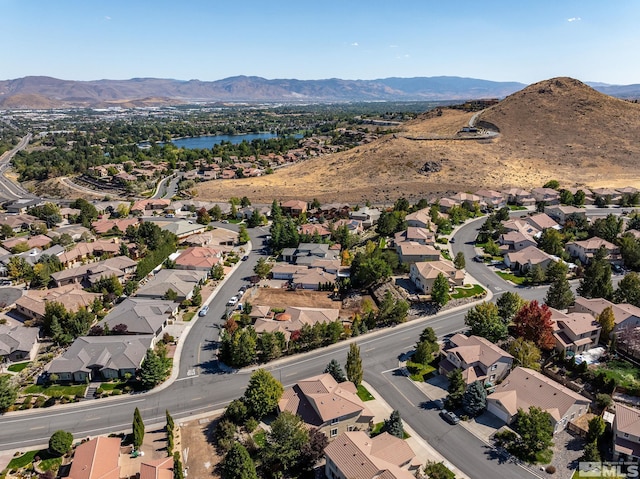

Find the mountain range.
[{"left": 1, "top": 75, "right": 639, "bottom": 108}]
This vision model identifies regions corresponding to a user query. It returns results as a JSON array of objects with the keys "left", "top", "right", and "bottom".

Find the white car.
[
  {"left": 198, "top": 305, "right": 209, "bottom": 317},
  {"left": 227, "top": 296, "right": 238, "bottom": 306}
]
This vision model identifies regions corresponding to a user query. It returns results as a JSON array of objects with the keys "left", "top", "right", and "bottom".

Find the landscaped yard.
[
  {"left": 595, "top": 359, "right": 640, "bottom": 392},
  {"left": 23, "top": 383, "right": 87, "bottom": 397},
  {"left": 406, "top": 361, "right": 437, "bottom": 382},
  {"left": 370, "top": 422, "right": 410, "bottom": 439},
  {"left": 7, "top": 362, "right": 31, "bottom": 373},
  {"left": 451, "top": 284, "right": 485, "bottom": 299},
  {"left": 496, "top": 271, "right": 527, "bottom": 285},
  {"left": 356, "top": 384, "right": 374, "bottom": 401},
  {"left": 183, "top": 311, "right": 195, "bottom": 321}
]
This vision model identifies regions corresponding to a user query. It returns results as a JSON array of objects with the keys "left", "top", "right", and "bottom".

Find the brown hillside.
[{"left": 196, "top": 77, "right": 640, "bottom": 204}]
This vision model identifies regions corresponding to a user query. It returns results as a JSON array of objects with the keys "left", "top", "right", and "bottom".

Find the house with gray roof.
[
  {"left": 0, "top": 324, "right": 39, "bottom": 362},
  {"left": 136, "top": 269, "right": 207, "bottom": 301},
  {"left": 613, "top": 402, "right": 640, "bottom": 462},
  {"left": 102, "top": 297, "right": 179, "bottom": 339},
  {"left": 45, "top": 335, "right": 153, "bottom": 382}
]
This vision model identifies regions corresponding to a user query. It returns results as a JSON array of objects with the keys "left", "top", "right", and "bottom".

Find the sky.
[{"left": 2, "top": 0, "right": 639, "bottom": 85}]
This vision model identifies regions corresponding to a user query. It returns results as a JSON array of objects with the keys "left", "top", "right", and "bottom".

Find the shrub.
[
  {"left": 245, "top": 417, "right": 258, "bottom": 433},
  {"left": 545, "top": 465, "right": 556, "bottom": 474},
  {"left": 49, "top": 430, "right": 73, "bottom": 456}
]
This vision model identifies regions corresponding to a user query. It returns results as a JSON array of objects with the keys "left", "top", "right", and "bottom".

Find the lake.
[{"left": 139, "top": 132, "right": 279, "bottom": 150}]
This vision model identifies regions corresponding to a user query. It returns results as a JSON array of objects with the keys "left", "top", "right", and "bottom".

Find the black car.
[
  {"left": 440, "top": 410, "right": 460, "bottom": 425},
  {"left": 432, "top": 398, "right": 445, "bottom": 410}
]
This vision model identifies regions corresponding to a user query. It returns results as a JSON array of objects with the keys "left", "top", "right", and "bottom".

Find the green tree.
[
  {"left": 242, "top": 369, "right": 283, "bottom": 420},
  {"left": 543, "top": 179, "right": 560, "bottom": 190},
  {"left": 590, "top": 214, "right": 624, "bottom": 243},
  {"left": 496, "top": 291, "right": 524, "bottom": 324},
  {"left": 49, "top": 430, "right": 73, "bottom": 457},
  {"left": 538, "top": 228, "right": 564, "bottom": 256},
  {"left": 413, "top": 340, "right": 437, "bottom": 365},
  {"left": 324, "top": 359, "right": 347, "bottom": 383},
  {"left": 614, "top": 272, "right": 640, "bottom": 306},
  {"left": 431, "top": 272, "right": 450, "bottom": 307},
  {"left": 382, "top": 410, "right": 405, "bottom": 438},
  {"left": 587, "top": 416, "right": 606, "bottom": 443},
  {"left": 545, "top": 262, "right": 574, "bottom": 310},
  {"left": 262, "top": 411, "right": 309, "bottom": 474},
  {"left": 173, "top": 452, "right": 184, "bottom": 479},
  {"left": 513, "top": 406, "right": 554, "bottom": 460},
  {"left": 574, "top": 189, "right": 586, "bottom": 206},
  {"left": 0, "top": 375, "right": 17, "bottom": 413},
  {"left": 618, "top": 234, "right": 640, "bottom": 270},
  {"left": 0, "top": 223, "right": 14, "bottom": 239},
  {"left": 424, "top": 462, "right": 455, "bottom": 479},
  {"left": 220, "top": 443, "right": 257, "bottom": 479},
  {"left": 462, "top": 380, "right": 487, "bottom": 417},
  {"left": 597, "top": 306, "right": 615, "bottom": 341},
  {"left": 133, "top": 407, "right": 145, "bottom": 449},
  {"left": 238, "top": 225, "right": 250, "bottom": 244},
  {"left": 445, "top": 368, "right": 465, "bottom": 410},
  {"left": 464, "top": 302, "right": 508, "bottom": 342},
  {"left": 484, "top": 238, "right": 501, "bottom": 256},
  {"left": 345, "top": 343, "right": 363, "bottom": 387},
  {"left": 508, "top": 338, "right": 542, "bottom": 371},
  {"left": 582, "top": 440, "right": 601, "bottom": 462},
  {"left": 578, "top": 246, "right": 614, "bottom": 300},
  {"left": 209, "top": 204, "right": 223, "bottom": 221},
  {"left": 210, "top": 263, "right": 225, "bottom": 280},
  {"left": 526, "top": 264, "right": 546, "bottom": 285},
  {"left": 253, "top": 257, "right": 272, "bottom": 279},
  {"left": 140, "top": 349, "right": 169, "bottom": 389},
  {"left": 513, "top": 300, "right": 556, "bottom": 350},
  {"left": 453, "top": 251, "right": 466, "bottom": 270}
]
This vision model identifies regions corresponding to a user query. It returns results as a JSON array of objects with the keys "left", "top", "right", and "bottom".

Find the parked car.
[
  {"left": 242, "top": 255, "right": 249, "bottom": 261},
  {"left": 433, "top": 398, "right": 445, "bottom": 410},
  {"left": 473, "top": 255, "right": 484, "bottom": 262},
  {"left": 439, "top": 410, "right": 460, "bottom": 425},
  {"left": 449, "top": 237, "right": 455, "bottom": 243},
  {"left": 227, "top": 296, "right": 238, "bottom": 306},
  {"left": 198, "top": 305, "right": 209, "bottom": 317}
]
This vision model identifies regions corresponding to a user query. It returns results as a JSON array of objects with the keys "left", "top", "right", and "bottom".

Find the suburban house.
[
  {"left": 102, "top": 297, "right": 179, "bottom": 339},
  {"left": 486, "top": 367, "right": 590, "bottom": 433},
  {"left": 136, "top": 269, "right": 207, "bottom": 301},
  {"left": 50, "top": 256, "right": 137, "bottom": 287},
  {"left": 324, "top": 431, "right": 421, "bottom": 479},
  {"left": 501, "top": 218, "right": 541, "bottom": 239},
  {"left": 409, "top": 260, "right": 464, "bottom": 294},
  {"left": 253, "top": 306, "right": 340, "bottom": 342},
  {"left": 474, "top": 189, "right": 506, "bottom": 209},
  {"left": 439, "top": 334, "right": 513, "bottom": 386},
  {"left": 281, "top": 199, "right": 308, "bottom": 217},
  {"left": 333, "top": 218, "right": 364, "bottom": 235},
  {"left": 279, "top": 373, "right": 374, "bottom": 439},
  {"left": 404, "top": 208, "right": 433, "bottom": 230},
  {"left": 46, "top": 335, "right": 153, "bottom": 382},
  {"left": 449, "top": 192, "right": 483, "bottom": 209},
  {"left": 612, "top": 402, "right": 640, "bottom": 462},
  {"left": 131, "top": 198, "right": 171, "bottom": 214},
  {"left": 525, "top": 213, "right": 560, "bottom": 232},
  {"left": 591, "top": 187, "right": 621, "bottom": 203},
  {"left": 349, "top": 206, "right": 381, "bottom": 228},
  {"left": 3, "top": 234, "right": 52, "bottom": 251},
  {"left": 139, "top": 457, "right": 174, "bottom": 479},
  {"left": 499, "top": 230, "right": 537, "bottom": 252},
  {"left": 531, "top": 187, "right": 561, "bottom": 205},
  {"left": 5, "top": 198, "right": 43, "bottom": 214},
  {"left": 0, "top": 324, "right": 39, "bottom": 362},
  {"left": 67, "top": 436, "right": 121, "bottom": 479},
  {"left": 502, "top": 187, "right": 536, "bottom": 206},
  {"left": 0, "top": 213, "right": 41, "bottom": 233},
  {"left": 394, "top": 227, "right": 435, "bottom": 246},
  {"left": 15, "top": 284, "right": 101, "bottom": 320},
  {"left": 48, "top": 224, "right": 93, "bottom": 242},
  {"left": 437, "top": 197, "right": 460, "bottom": 212},
  {"left": 544, "top": 205, "right": 587, "bottom": 225},
  {"left": 298, "top": 223, "right": 332, "bottom": 239},
  {"left": 570, "top": 297, "right": 640, "bottom": 331},
  {"left": 504, "top": 245, "right": 554, "bottom": 273},
  {"left": 550, "top": 308, "right": 601, "bottom": 354},
  {"left": 395, "top": 242, "right": 441, "bottom": 264},
  {"left": 281, "top": 243, "right": 339, "bottom": 265},
  {"left": 566, "top": 237, "right": 622, "bottom": 264},
  {"left": 182, "top": 229, "right": 236, "bottom": 247},
  {"left": 153, "top": 220, "right": 207, "bottom": 240},
  {"left": 292, "top": 267, "right": 337, "bottom": 290},
  {"left": 174, "top": 246, "right": 223, "bottom": 271},
  {"left": 91, "top": 218, "right": 140, "bottom": 235}
]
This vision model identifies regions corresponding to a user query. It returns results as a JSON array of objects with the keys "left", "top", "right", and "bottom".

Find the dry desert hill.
[{"left": 196, "top": 77, "right": 640, "bottom": 204}]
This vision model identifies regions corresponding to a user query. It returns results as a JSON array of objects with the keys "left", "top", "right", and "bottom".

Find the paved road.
[
  {"left": 0, "top": 134, "right": 34, "bottom": 201},
  {"left": 0, "top": 208, "right": 627, "bottom": 476},
  {"left": 152, "top": 173, "right": 181, "bottom": 200}
]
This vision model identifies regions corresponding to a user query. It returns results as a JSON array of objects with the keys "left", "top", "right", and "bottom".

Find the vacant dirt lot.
[
  {"left": 251, "top": 288, "right": 373, "bottom": 317},
  {"left": 180, "top": 415, "right": 222, "bottom": 479}
]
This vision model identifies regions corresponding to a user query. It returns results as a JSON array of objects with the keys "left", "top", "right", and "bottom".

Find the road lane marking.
[{"left": 0, "top": 398, "right": 146, "bottom": 423}]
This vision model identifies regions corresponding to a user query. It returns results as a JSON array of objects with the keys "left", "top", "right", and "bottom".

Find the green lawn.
[
  {"left": 496, "top": 271, "right": 527, "bottom": 285},
  {"left": 183, "top": 312, "right": 195, "bottom": 322},
  {"left": 451, "top": 284, "right": 485, "bottom": 299},
  {"left": 371, "top": 422, "right": 410, "bottom": 439},
  {"left": 253, "top": 430, "right": 266, "bottom": 447},
  {"left": 406, "top": 362, "right": 437, "bottom": 382},
  {"left": 441, "top": 250, "right": 452, "bottom": 260},
  {"left": 595, "top": 359, "right": 640, "bottom": 391},
  {"left": 508, "top": 205, "right": 528, "bottom": 211},
  {"left": 23, "top": 384, "right": 86, "bottom": 397},
  {"left": 356, "top": 384, "right": 374, "bottom": 401},
  {"left": 39, "top": 456, "right": 62, "bottom": 472},
  {"left": 7, "top": 362, "right": 31, "bottom": 373},
  {"left": 7, "top": 450, "right": 44, "bottom": 469}
]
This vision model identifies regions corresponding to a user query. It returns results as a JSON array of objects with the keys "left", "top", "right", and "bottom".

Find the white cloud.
[
  {"left": 567, "top": 17, "right": 581, "bottom": 22},
  {"left": 105, "top": 16, "right": 112, "bottom": 21},
  {"left": 350, "top": 42, "right": 359, "bottom": 47},
  {"left": 389, "top": 44, "right": 398, "bottom": 48}
]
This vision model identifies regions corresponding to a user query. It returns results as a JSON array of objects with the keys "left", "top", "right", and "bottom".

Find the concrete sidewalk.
[{"left": 362, "top": 380, "right": 470, "bottom": 479}]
